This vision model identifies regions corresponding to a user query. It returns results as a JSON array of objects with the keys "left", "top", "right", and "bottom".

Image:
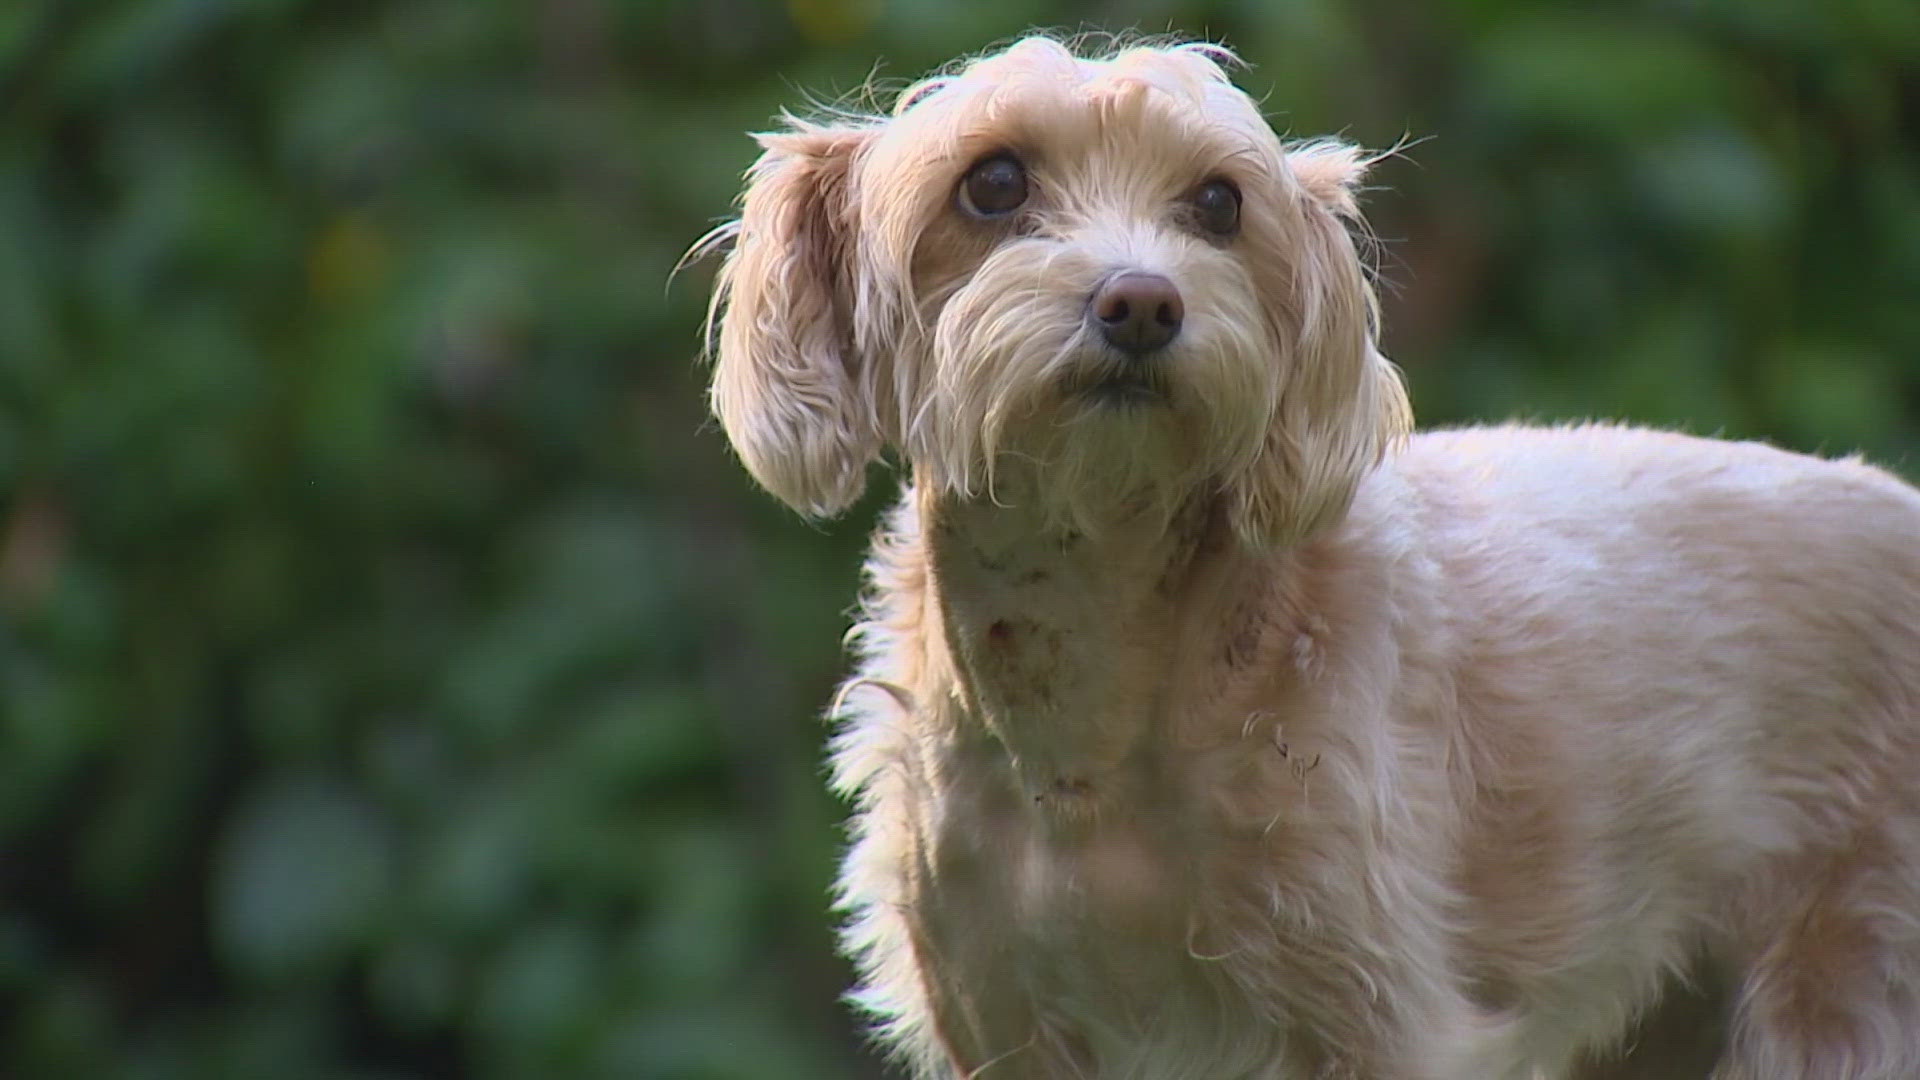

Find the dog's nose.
[{"left": 1091, "top": 273, "right": 1184, "bottom": 356}]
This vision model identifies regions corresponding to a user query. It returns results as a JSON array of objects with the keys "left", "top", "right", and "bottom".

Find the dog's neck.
[{"left": 919, "top": 475, "right": 1267, "bottom": 815}]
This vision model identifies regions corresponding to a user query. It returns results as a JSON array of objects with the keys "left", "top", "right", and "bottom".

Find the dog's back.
[{"left": 1370, "top": 424, "right": 1920, "bottom": 1077}]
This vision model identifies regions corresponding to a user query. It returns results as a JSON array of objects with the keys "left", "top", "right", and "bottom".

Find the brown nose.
[{"left": 1090, "top": 272, "right": 1184, "bottom": 356}]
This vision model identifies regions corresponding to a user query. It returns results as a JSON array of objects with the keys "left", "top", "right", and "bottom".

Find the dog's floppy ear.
[
  {"left": 705, "top": 122, "right": 880, "bottom": 517},
  {"left": 1231, "top": 142, "right": 1413, "bottom": 547}
]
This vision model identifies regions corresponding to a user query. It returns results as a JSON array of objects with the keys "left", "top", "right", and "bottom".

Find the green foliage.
[{"left": 0, "top": 1, "right": 1914, "bottom": 1077}]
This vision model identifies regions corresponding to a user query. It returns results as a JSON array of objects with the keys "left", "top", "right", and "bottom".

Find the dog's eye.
[
  {"left": 1191, "top": 178, "right": 1241, "bottom": 236},
  {"left": 958, "top": 154, "right": 1028, "bottom": 218}
]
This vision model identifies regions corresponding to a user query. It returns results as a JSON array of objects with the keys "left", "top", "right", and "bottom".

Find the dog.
[{"left": 695, "top": 35, "right": 1920, "bottom": 1079}]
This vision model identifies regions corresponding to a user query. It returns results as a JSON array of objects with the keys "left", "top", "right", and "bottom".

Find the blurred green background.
[{"left": 0, "top": 0, "right": 1915, "bottom": 1077}]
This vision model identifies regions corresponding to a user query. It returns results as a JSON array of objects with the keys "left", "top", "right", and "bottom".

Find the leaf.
[{"left": 212, "top": 776, "right": 392, "bottom": 982}]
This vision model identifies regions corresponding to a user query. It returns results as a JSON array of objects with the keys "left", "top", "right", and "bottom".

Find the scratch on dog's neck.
[{"left": 920, "top": 476, "right": 1255, "bottom": 818}]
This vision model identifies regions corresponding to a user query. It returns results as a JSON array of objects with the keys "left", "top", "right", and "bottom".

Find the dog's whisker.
[
  {"left": 1186, "top": 921, "right": 1246, "bottom": 963},
  {"left": 830, "top": 676, "right": 916, "bottom": 719},
  {"left": 964, "top": 1035, "right": 1039, "bottom": 1079}
]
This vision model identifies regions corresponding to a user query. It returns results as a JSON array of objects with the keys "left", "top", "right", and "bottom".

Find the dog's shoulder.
[
  {"left": 1391, "top": 421, "right": 1918, "bottom": 519},
  {"left": 1353, "top": 421, "right": 1920, "bottom": 618}
]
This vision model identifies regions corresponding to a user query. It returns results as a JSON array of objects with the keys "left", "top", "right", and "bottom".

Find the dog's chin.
[
  {"left": 1062, "top": 353, "right": 1176, "bottom": 410},
  {"left": 1075, "top": 373, "right": 1169, "bottom": 408},
  {"left": 987, "top": 360, "right": 1222, "bottom": 534},
  {"left": 925, "top": 338, "right": 1269, "bottom": 534}
]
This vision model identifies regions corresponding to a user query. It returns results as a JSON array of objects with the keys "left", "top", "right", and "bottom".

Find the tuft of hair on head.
[{"left": 887, "top": 30, "right": 1242, "bottom": 117}]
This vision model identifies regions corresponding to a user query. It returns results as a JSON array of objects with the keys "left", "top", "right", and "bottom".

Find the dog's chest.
[
  {"left": 914, "top": 734, "right": 1327, "bottom": 1077},
  {"left": 923, "top": 739, "right": 1214, "bottom": 1001},
  {"left": 927, "top": 504, "right": 1211, "bottom": 794},
  {"left": 906, "top": 501, "right": 1353, "bottom": 1056},
  {"left": 932, "top": 730, "right": 1190, "bottom": 911},
  {"left": 889, "top": 501, "right": 1378, "bottom": 1074}
]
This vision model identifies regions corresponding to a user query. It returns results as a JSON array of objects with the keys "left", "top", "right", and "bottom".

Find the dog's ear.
[
  {"left": 1231, "top": 142, "right": 1413, "bottom": 547},
  {"left": 705, "top": 122, "right": 880, "bottom": 517}
]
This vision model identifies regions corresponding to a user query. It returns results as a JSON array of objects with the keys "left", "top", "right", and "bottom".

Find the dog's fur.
[{"left": 697, "top": 36, "right": 1920, "bottom": 1079}]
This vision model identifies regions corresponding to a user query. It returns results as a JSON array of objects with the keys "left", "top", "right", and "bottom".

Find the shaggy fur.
[{"left": 697, "top": 36, "right": 1920, "bottom": 1079}]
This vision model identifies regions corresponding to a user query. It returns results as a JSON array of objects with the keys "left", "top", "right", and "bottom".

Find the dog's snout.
[{"left": 1091, "top": 273, "right": 1184, "bottom": 356}]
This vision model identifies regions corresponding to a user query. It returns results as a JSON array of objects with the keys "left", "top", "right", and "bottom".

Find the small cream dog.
[{"left": 697, "top": 36, "right": 1920, "bottom": 1080}]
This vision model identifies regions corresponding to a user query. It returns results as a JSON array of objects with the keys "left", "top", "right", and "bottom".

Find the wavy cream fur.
[{"left": 700, "top": 36, "right": 1920, "bottom": 1080}]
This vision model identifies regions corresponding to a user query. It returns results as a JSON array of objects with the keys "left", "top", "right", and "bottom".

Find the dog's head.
[{"left": 700, "top": 36, "right": 1411, "bottom": 544}]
